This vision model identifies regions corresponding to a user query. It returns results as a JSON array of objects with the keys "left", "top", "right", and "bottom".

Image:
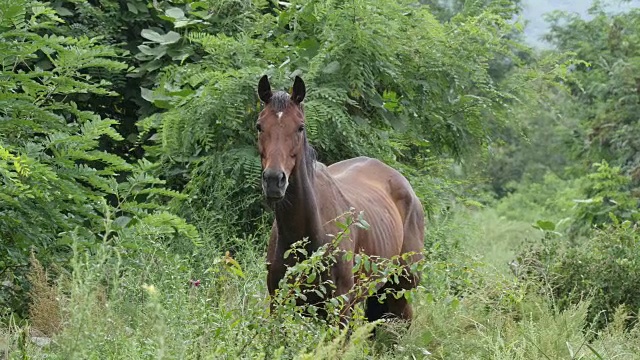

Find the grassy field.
[{"left": 2, "top": 205, "right": 639, "bottom": 359}]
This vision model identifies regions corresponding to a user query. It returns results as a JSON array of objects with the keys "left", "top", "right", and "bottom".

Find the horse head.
[{"left": 256, "top": 75, "right": 307, "bottom": 202}]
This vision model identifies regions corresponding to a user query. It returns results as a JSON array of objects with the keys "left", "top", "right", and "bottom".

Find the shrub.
[
  {"left": 137, "top": 0, "right": 541, "bottom": 238},
  {"left": 0, "top": 0, "right": 196, "bottom": 321},
  {"left": 569, "top": 161, "right": 640, "bottom": 237},
  {"left": 553, "top": 220, "right": 640, "bottom": 331},
  {"left": 518, "top": 219, "right": 640, "bottom": 332}
]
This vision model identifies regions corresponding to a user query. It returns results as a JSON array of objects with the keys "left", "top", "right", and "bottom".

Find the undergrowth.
[{"left": 2, "top": 204, "right": 639, "bottom": 359}]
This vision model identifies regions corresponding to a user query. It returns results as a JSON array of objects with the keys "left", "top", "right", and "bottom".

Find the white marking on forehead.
[{"left": 276, "top": 112, "right": 283, "bottom": 119}]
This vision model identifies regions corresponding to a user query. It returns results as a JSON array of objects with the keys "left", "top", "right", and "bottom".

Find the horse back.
[{"left": 326, "top": 157, "right": 425, "bottom": 259}]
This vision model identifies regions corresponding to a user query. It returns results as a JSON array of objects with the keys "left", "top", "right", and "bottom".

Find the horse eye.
[
  {"left": 298, "top": 125, "right": 304, "bottom": 133},
  {"left": 256, "top": 123, "right": 262, "bottom": 132}
]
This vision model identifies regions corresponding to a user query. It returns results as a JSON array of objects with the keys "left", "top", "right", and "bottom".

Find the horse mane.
[
  {"left": 302, "top": 131, "right": 317, "bottom": 179},
  {"left": 269, "top": 91, "right": 317, "bottom": 179}
]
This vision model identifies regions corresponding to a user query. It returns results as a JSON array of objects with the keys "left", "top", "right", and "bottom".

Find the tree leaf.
[
  {"left": 140, "top": 87, "right": 155, "bottom": 102},
  {"left": 306, "top": 272, "right": 316, "bottom": 283},
  {"left": 533, "top": 220, "right": 556, "bottom": 231},
  {"left": 141, "top": 29, "right": 181, "bottom": 45},
  {"left": 138, "top": 44, "right": 167, "bottom": 58},
  {"left": 165, "top": 7, "right": 185, "bottom": 20},
  {"left": 126, "top": 2, "right": 138, "bottom": 14},
  {"left": 322, "top": 61, "right": 340, "bottom": 74},
  {"left": 113, "top": 216, "right": 132, "bottom": 229}
]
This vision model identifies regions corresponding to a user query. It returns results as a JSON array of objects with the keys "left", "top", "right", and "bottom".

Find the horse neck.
[{"left": 273, "top": 160, "right": 325, "bottom": 250}]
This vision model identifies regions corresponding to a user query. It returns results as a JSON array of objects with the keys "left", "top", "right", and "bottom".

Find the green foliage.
[
  {"left": 0, "top": 0, "right": 195, "bottom": 321},
  {"left": 45, "top": 0, "right": 156, "bottom": 154},
  {"left": 6, "top": 183, "right": 640, "bottom": 359},
  {"left": 570, "top": 161, "right": 640, "bottom": 236},
  {"left": 404, "top": 205, "right": 640, "bottom": 359},
  {"left": 421, "top": 0, "right": 523, "bottom": 22},
  {"left": 545, "top": 5, "right": 640, "bottom": 185},
  {"left": 519, "top": 219, "right": 640, "bottom": 332},
  {"left": 6, "top": 209, "right": 428, "bottom": 359},
  {"left": 139, "top": 0, "right": 542, "bottom": 235},
  {"left": 557, "top": 220, "right": 640, "bottom": 332},
  {"left": 175, "top": 150, "right": 266, "bottom": 247},
  {"left": 483, "top": 3, "right": 640, "bottom": 243},
  {"left": 4, "top": 0, "right": 640, "bottom": 357},
  {"left": 269, "top": 210, "right": 422, "bottom": 332},
  {"left": 495, "top": 172, "right": 580, "bottom": 225},
  {"left": 485, "top": 79, "right": 580, "bottom": 197}
]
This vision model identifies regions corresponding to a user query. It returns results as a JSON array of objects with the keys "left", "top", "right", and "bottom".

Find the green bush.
[
  {"left": 0, "top": 0, "right": 196, "bottom": 322},
  {"left": 554, "top": 220, "right": 640, "bottom": 331},
  {"left": 518, "top": 219, "right": 640, "bottom": 332},
  {"left": 569, "top": 161, "right": 640, "bottom": 237},
  {"left": 8, "top": 210, "right": 428, "bottom": 359},
  {"left": 495, "top": 161, "right": 639, "bottom": 238},
  {"left": 545, "top": 6, "right": 640, "bottom": 186}
]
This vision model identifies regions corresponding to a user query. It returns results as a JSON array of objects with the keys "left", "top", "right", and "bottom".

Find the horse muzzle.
[{"left": 262, "top": 168, "right": 287, "bottom": 201}]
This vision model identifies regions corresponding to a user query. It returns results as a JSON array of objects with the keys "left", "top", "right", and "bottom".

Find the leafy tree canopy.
[
  {"left": 136, "top": 0, "right": 545, "bottom": 231},
  {"left": 544, "top": 4, "right": 640, "bottom": 184}
]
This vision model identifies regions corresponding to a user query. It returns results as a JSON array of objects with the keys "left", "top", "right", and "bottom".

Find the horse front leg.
[{"left": 333, "top": 262, "right": 355, "bottom": 330}]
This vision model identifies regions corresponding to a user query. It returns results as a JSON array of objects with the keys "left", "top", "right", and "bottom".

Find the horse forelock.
[
  {"left": 266, "top": 91, "right": 305, "bottom": 117},
  {"left": 269, "top": 91, "right": 290, "bottom": 112}
]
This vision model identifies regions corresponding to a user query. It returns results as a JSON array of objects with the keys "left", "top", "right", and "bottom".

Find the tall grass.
[{"left": 3, "top": 205, "right": 640, "bottom": 359}]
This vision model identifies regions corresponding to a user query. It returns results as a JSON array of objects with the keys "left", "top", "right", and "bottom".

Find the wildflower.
[{"left": 142, "top": 283, "right": 157, "bottom": 295}]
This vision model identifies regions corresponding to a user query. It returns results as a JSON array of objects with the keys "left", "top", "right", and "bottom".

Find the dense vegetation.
[{"left": 1, "top": 0, "right": 639, "bottom": 358}]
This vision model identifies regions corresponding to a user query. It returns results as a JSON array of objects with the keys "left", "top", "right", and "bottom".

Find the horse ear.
[
  {"left": 258, "top": 75, "right": 272, "bottom": 103},
  {"left": 291, "top": 76, "right": 306, "bottom": 104}
]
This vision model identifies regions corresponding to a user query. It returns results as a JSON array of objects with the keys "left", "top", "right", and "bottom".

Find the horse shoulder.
[{"left": 310, "top": 164, "right": 361, "bottom": 243}]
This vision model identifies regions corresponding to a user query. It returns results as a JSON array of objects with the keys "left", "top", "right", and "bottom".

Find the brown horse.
[{"left": 256, "top": 75, "right": 424, "bottom": 325}]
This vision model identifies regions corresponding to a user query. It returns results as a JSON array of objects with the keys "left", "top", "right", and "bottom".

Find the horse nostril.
[{"left": 262, "top": 169, "right": 286, "bottom": 189}]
